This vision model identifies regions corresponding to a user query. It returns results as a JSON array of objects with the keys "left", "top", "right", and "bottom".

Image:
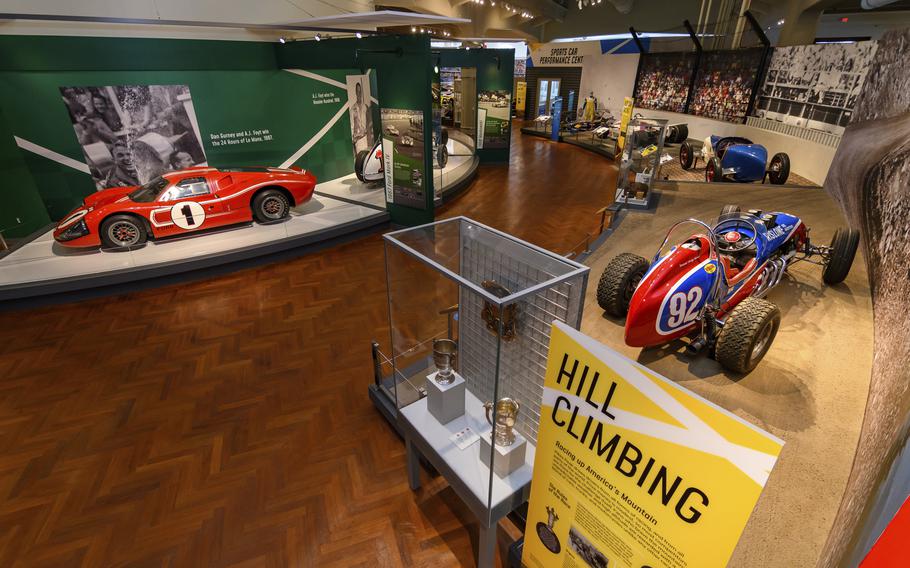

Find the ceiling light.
[
  {"left": 278, "top": 37, "right": 286, "bottom": 44},
  {"left": 434, "top": 65, "right": 439, "bottom": 73},
  {"left": 315, "top": 34, "right": 321, "bottom": 41},
  {"left": 777, "top": 18, "right": 785, "bottom": 26},
  {"left": 411, "top": 26, "right": 416, "bottom": 32},
  {"left": 356, "top": 32, "right": 362, "bottom": 38}
]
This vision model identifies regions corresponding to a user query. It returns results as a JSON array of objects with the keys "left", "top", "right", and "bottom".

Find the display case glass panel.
[
  {"left": 383, "top": 217, "right": 589, "bottom": 522},
  {"left": 616, "top": 117, "right": 668, "bottom": 207}
]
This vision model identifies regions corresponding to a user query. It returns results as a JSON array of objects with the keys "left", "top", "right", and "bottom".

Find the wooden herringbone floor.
[{"left": 0, "top": 126, "right": 616, "bottom": 567}]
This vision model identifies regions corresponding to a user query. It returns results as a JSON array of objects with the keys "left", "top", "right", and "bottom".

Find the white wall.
[
  {"left": 578, "top": 52, "right": 639, "bottom": 118},
  {"left": 636, "top": 108, "right": 837, "bottom": 186}
]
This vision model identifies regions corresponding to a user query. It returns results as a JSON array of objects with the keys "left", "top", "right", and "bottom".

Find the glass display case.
[
  {"left": 615, "top": 117, "right": 668, "bottom": 208},
  {"left": 380, "top": 217, "right": 589, "bottom": 564}
]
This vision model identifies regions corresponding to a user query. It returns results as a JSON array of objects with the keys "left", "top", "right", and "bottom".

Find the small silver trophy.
[
  {"left": 432, "top": 339, "right": 457, "bottom": 385},
  {"left": 484, "top": 398, "right": 520, "bottom": 446}
]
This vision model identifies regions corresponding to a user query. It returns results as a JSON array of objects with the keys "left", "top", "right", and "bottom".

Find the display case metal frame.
[
  {"left": 615, "top": 117, "right": 668, "bottom": 209},
  {"left": 379, "top": 216, "right": 589, "bottom": 567}
]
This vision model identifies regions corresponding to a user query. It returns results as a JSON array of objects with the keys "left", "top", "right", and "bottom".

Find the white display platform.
[
  {"left": 0, "top": 179, "right": 389, "bottom": 300},
  {"left": 435, "top": 138, "right": 479, "bottom": 199},
  {"left": 400, "top": 389, "right": 535, "bottom": 511},
  {"left": 315, "top": 173, "right": 386, "bottom": 208}
]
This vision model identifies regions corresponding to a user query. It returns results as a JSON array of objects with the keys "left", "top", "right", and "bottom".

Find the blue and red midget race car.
[
  {"left": 596, "top": 206, "right": 858, "bottom": 373},
  {"left": 679, "top": 136, "right": 791, "bottom": 185}
]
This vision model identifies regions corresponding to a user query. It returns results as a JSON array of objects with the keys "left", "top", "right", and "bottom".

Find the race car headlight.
[{"left": 58, "top": 219, "right": 90, "bottom": 241}]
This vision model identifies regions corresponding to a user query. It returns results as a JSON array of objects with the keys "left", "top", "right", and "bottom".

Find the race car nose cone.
[{"left": 725, "top": 231, "right": 742, "bottom": 243}]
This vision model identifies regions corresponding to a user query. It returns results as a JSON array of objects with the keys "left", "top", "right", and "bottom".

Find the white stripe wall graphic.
[{"left": 14, "top": 136, "right": 90, "bottom": 174}]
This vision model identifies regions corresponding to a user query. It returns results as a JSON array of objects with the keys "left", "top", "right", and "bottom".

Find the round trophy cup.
[
  {"left": 432, "top": 339, "right": 457, "bottom": 385},
  {"left": 484, "top": 398, "right": 520, "bottom": 446}
]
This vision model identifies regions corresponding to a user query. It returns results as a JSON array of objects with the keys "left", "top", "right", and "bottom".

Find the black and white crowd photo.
[{"left": 60, "top": 84, "right": 207, "bottom": 189}]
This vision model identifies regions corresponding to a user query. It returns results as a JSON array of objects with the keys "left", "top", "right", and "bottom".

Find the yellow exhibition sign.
[
  {"left": 523, "top": 322, "right": 783, "bottom": 568},
  {"left": 617, "top": 97, "right": 634, "bottom": 152},
  {"left": 516, "top": 81, "right": 527, "bottom": 112}
]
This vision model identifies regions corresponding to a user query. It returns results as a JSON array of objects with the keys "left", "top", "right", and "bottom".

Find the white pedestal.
[
  {"left": 426, "top": 371, "right": 466, "bottom": 424},
  {"left": 479, "top": 431, "right": 527, "bottom": 478}
]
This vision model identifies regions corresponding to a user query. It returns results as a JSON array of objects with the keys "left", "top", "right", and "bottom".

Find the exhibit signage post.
[
  {"left": 550, "top": 96, "right": 562, "bottom": 142},
  {"left": 523, "top": 322, "right": 784, "bottom": 568},
  {"left": 617, "top": 97, "right": 634, "bottom": 152}
]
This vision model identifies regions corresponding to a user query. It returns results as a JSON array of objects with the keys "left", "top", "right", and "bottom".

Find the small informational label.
[
  {"left": 450, "top": 426, "right": 480, "bottom": 450},
  {"left": 209, "top": 129, "right": 273, "bottom": 147},
  {"left": 635, "top": 172, "right": 652, "bottom": 184}
]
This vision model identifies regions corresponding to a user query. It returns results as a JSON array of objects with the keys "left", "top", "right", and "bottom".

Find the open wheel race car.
[
  {"left": 53, "top": 166, "right": 316, "bottom": 249},
  {"left": 596, "top": 206, "right": 859, "bottom": 373},
  {"left": 679, "top": 136, "right": 790, "bottom": 185}
]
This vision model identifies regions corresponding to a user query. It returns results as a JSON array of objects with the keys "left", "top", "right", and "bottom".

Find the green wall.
[
  {"left": 438, "top": 48, "right": 515, "bottom": 164},
  {"left": 278, "top": 35, "right": 435, "bottom": 226},
  {"left": 0, "top": 34, "right": 430, "bottom": 236}
]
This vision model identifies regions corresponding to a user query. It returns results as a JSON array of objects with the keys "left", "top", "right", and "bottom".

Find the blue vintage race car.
[{"left": 679, "top": 136, "right": 790, "bottom": 185}]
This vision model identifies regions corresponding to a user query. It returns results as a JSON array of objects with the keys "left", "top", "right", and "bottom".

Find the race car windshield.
[{"left": 128, "top": 177, "right": 170, "bottom": 202}]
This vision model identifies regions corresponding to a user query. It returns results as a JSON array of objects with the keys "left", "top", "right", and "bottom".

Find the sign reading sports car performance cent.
[{"left": 523, "top": 322, "right": 783, "bottom": 568}]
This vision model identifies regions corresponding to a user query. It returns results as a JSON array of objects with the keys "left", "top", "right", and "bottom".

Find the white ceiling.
[{"left": 281, "top": 10, "right": 470, "bottom": 30}]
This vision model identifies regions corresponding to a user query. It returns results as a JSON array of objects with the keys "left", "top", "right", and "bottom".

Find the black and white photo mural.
[{"left": 753, "top": 42, "right": 877, "bottom": 135}]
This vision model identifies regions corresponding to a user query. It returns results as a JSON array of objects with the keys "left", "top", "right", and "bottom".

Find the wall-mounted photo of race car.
[
  {"left": 679, "top": 136, "right": 790, "bottom": 185},
  {"left": 385, "top": 125, "right": 400, "bottom": 137},
  {"left": 53, "top": 166, "right": 316, "bottom": 249},
  {"left": 596, "top": 206, "right": 859, "bottom": 373}
]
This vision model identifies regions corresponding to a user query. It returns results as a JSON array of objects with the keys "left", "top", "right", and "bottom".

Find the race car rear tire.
[
  {"left": 597, "top": 253, "right": 650, "bottom": 317},
  {"left": 679, "top": 141, "right": 695, "bottom": 170},
  {"left": 252, "top": 189, "right": 291, "bottom": 223},
  {"left": 719, "top": 204, "right": 741, "bottom": 221},
  {"left": 768, "top": 153, "right": 790, "bottom": 185},
  {"left": 354, "top": 150, "right": 369, "bottom": 183},
  {"left": 715, "top": 297, "right": 781, "bottom": 374},
  {"left": 822, "top": 228, "right": 859, "bottom": 284},
  {"left": 706, "top": 157, "right": 723, "bottom": 182},
  {"left": 100, "top": 214, "right": 147, "bottom": 249},
  {"left": 666, "top": 125, "right": 679, "bottom": 144},
  {"left": 675, "top": 124, "right": 689, "bottom": 142},
  {"left": 436, "top": 144, "right": 448, "bottom": 168}
]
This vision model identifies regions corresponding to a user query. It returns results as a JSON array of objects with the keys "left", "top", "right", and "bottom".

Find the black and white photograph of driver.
[
  {"left": 346, "top": 74, "right": 374, "bottom": 155},
  {"left": 60, "top": 84, "right": 207, "bottom": 190}
]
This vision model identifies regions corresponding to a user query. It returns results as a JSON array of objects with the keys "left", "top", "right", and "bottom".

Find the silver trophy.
[
  {"left": 484, "top": 398, "right": 520, "bottom": 446},
  {"left": 432, "top": 339, "right": 457, "bottom": 385}
]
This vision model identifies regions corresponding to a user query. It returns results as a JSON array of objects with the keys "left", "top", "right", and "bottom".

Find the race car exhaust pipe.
[{"left": 687, "top": 336, "right": 708, "bottom": 354}]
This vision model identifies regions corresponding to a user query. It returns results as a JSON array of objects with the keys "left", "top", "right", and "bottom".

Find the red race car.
[{"left": 53, "top": 166, "right": 316, "bottom": 249}]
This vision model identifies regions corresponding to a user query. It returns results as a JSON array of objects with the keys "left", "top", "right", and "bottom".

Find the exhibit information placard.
[
  {"left": 380, "top": 108, "right": 425, "bottom": 209},
  {"left": 515, "top": 81, "right": 527, "bottom": 113},
  {"left": 524, "top": 322, "right": 783, "bottom": 568},
  {"left": 477, "top": 90, "right": 511, "bottom": 149}
]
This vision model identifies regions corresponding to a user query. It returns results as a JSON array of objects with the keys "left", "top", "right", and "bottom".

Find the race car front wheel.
[
  {"left": 768, "top": 153, "right": 790, "bottom": 185},
  {"left": 706, "top": 157, "right": 723, "bottom": 182},
  {"left": 597, "top": 253, "right": 649, "bottom": 317},
  {"left": 715, "top": 297, "right": 781, "bottom": 374},
  {"left": 253, "top": 189, "right": 291, "bottom": 223},
  {"left": 679, "top": 141, "right": 694, "bottom": 170},
  {"left": 100, "top": 215, "right": 147, "bottom": 249},
  {"left": 822, "top": 228, "right": 859, "bottom": 284}
]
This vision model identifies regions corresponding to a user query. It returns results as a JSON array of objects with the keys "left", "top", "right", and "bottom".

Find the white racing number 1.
[
  {"left": 170, "top": 201, "right": 206, "bottom": 230},
  {"left": 667, "top": 287, "right": 703, "bottom": 329}
]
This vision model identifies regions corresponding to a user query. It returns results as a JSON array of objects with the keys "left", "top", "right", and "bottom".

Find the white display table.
[{"left": 399, "top": 391, "right": 535, "bottom": 567}]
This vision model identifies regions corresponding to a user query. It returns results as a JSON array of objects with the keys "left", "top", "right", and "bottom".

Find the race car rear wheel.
[
  {"left": 597, "top": 253, "right": 649, "bottom": 317},
  {"left": 679, "top": 141, "right": 694, "bottom": 170},
  {"left": 253, "top": 189, "right": 291, "bottom": 223},
  {"left": 354, "top": 150, "right": 369, "bottom": 183},
  {"left": 719, "top": 204, "right": 741, "bottom": 221},
  {"left": 822, "top": 228, "right": 859, "bottom": 284},
  {"left": 436, "top": 144, "right": 448, "bottom": 168},
  {"left": 768, "top": 153, "right": 790, "bottom": 185},
  {"left": 100, "top": 215, "right": 147, "bottom": 249},
  {"left": 706, "top": 157, "right": 723, "bottom": 182},
  {"left": 715, "top": 297, "right": 781, "bottom": 374}
]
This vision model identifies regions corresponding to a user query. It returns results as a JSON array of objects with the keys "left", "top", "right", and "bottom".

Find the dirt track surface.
[{"left": 580, "top": 182, "right": 873, "bottom": 568}]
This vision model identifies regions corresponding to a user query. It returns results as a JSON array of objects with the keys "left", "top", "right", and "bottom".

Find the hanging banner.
[
  {"left": 617, "top": 96, "right": 634, "bottom": 151},
  {"left": 524, "top": 322, "right": 783, "bottom": 568}
]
